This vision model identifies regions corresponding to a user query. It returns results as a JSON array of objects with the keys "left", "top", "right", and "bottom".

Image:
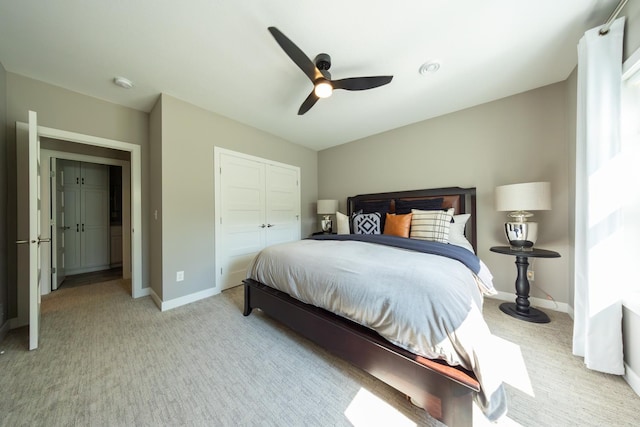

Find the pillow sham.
[
  {"left": 410, "top": 208, "right": 454, "bottom": 243},
  {"left": 448, "top": 213, "right": 475, "bottom": 253},
  {"left": 383, "top": 213, "right": 413, "bottom": 238},
  {"left": 353, "top": 212, "right": 382, "bottom": 234},
  {"left": 354, "top": 200, "right": 391, "bottom": 230},
  {"left": 395, "top": 197, "right": 444, "bottom": 215},
  {"left": 336, "top": 211, "right": 350, "bottom": 235}
]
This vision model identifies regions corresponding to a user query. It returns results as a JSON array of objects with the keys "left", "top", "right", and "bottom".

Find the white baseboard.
[
  {"left": 150, "top": 287, "right": 220, "bottom": 312},
  {"left": 488, "top": 291, "right": 570, "bottom": 314},
  {"left": 624, "top": 363, "right": 640, "bottom": 397}
]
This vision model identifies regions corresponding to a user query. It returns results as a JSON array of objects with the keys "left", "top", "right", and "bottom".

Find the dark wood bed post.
[{"left": 244, "top": 187, "right": 480, "bottom": 427}]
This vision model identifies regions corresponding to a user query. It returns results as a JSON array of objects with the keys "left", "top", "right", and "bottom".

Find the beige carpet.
[{"left": 0, "top": 279, "right": 637, "bottom": 426}]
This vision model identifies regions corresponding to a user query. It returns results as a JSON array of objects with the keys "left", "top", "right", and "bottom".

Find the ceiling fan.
[{"left": 268, "top": 27, "right": 394, "bottom": 115}]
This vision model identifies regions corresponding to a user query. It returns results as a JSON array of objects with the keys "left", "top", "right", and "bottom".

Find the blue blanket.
[{"left": 309, "top": 234, "right": 480, "bottom": 274}]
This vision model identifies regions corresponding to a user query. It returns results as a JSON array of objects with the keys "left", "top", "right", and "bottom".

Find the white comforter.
[{"left": 246, "top": 238, "right": 506, "bottom": 421}]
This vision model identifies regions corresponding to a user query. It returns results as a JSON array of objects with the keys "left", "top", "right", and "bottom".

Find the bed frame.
[{"left": 243, "top": 187, "right": 479, "bottom": 427}]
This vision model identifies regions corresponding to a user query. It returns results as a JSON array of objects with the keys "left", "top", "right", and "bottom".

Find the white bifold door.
[{"left": 215, "top": 149, "right": 300, "bottom": 291}]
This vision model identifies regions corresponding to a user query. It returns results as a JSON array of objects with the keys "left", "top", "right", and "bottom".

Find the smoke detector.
[
  {"left": 113, "top": 76, "right": 133, "bottom": 89},
  {"left": 419, "top": 62, "right": 441, "bottom": 75}
]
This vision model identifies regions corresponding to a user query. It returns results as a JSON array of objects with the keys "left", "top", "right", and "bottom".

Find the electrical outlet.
[
  {"left": 176, "top": 271, "right": 184, "bottom": 282},
  {"left": 527, "top": 270, "right": 534, "bottom": 281}
]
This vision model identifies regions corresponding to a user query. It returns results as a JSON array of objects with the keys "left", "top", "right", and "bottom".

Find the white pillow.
[
  {"left": 448, "top": 213, "right": 475, "bottom": 253},
  {"left": 336, "top": 211, "right": 350, "bottom": 235},
  {"left": 410, "top": 208, "right": 454, "bottom": 243}
]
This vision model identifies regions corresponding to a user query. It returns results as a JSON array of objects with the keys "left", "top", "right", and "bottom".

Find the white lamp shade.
[
  {"left": 495, "top": 182, "right": 551, "bottom": 212},
  {"left": 317, "top": 199, "right": 338, "bottom": 215}
]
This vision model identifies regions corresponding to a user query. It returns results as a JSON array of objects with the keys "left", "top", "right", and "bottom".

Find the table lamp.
[
  {"left": 317, "top": 199, "right": 338, "bottom": 233},
  {"left": 495, "top": 182, "right": 551, "bottom": 251}
]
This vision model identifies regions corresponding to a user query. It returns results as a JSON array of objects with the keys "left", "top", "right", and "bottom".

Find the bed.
[{"left": 243, "top": 187, "right": 506, "bottom": 426}]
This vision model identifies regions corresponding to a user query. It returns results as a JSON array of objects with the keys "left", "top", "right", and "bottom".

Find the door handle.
[
  {"left": 62, "top": 226, "right": 71, "bottom": 230},
  {"left": 15, "top": 237, "right": 51, "bottom": 245},
  {"left": 76, "top": 224, "right": 79, "bottom": 232},
  {"left": 259, "top": 224, "right": 266, "bottom": 228},
  {"left": 267, "top": 224, "right": 274, "bottom": 228}
]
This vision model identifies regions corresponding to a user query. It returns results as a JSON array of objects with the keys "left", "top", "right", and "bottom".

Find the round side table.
[{"left": 490, "top": 246, "right": 560, "bottom": 323}]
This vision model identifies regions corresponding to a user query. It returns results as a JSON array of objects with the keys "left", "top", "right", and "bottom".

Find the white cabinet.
[
  {"left": 62, "top": 161, "right": 110, "bottom": 275},
  {"left": 215, "top": 149, "right": 300, "bottom": 291}
]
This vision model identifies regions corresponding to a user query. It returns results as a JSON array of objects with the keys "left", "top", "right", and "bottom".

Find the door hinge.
[
  {"left": 51, "top": 267, "right": 56, "bottom": 274},
  {"left": 220, "top": 268, "right": 223, "bottom": 275},
  {"left": 50, "top": 170, "right": 55, "bottom": 178},
  {"left": 220, "top": 217, "right": 222, "bottom": 225},
  {"left": 50, "top": 218, "right": 55, "bottom": 226}
]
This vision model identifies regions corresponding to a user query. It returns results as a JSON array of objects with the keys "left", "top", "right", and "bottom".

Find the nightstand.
[{"left": 490, "top": 246, "right": 560, "bottom": 323}]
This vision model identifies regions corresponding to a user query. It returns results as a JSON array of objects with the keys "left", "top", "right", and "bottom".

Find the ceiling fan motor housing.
[{"left": 314, "top": 53, "right": 331, "bottom": 71}]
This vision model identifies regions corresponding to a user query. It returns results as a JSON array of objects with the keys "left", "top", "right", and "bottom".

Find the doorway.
[
  {"left": 14, "top": 118, "right": 144, "bottom": 337},
  {"left": 40, "top": 145, "right": 130, "bottom": 295}
]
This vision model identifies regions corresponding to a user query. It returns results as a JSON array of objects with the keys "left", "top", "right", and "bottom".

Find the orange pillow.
[{"left": 383, "top": 213, "right": 413, "bottom": 237}]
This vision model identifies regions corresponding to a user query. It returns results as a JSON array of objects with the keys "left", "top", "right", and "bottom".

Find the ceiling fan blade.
[
  {"left": 298, "top": 91, "right": 320, "bottom": 115},
  {"left": 268, "top": 27, "right": 322, "bottom": 82},
  {"left": 332, "top": 76, "right": 393, "bottom": 91}
]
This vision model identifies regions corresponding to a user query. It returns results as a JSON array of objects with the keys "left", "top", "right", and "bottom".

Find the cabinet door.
[
  {"left": 62, "top": 160, "right": 81, "bottom": 271},
  {"left": 265, "top": 164, "right": 300, "bottom": 246},
  {"left": 80, "top": 163, "right": 109, "bottom": 268},
  {"left": 81, "top": 186, "right": 109, "bottom": 268}
]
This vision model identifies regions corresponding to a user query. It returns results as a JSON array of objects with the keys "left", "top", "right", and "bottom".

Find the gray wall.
[
  {"left": 5, "top": 73, "right": 150, "bottom": 322},
  {"left": 0, "top": 61, "right": 7, "bottom": 338},
  {"left": 153, "top": 94, "right": 317, "bottom": 302},
  {"left": 319, "top": 82, "right": 570, "bottom": 304}
]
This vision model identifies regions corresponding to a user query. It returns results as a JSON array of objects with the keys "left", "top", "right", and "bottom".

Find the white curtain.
[{"left": 573, "top": 17, "right": 626, "bottom": 375}]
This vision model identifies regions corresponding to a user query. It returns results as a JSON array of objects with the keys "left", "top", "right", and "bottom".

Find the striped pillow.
[{"left": 410, "top": 208, "right": 455, "bottom": 243}]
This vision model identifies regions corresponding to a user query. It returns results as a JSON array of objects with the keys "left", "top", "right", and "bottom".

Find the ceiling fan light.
[{"left": 314, "top": 81, "right": 333, "bottom": 98}]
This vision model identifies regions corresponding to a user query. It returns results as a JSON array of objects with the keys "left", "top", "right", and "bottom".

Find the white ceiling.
[{"left": 0, "top": 0, "right": 618, "bottom": 151}]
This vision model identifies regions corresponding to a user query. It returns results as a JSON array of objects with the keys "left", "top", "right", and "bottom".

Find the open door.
[
  {"left": 16, "top": 111, "right": 47, "bottom": 350},
  {"left": 51, "top": 157, "right": 66, "bottom": 290}
]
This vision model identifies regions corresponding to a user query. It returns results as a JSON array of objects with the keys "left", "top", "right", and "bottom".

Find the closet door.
[
  {"left": 216, "top": 149, "right": 300, "bottom": 291},
  {"left": 265, "top": 164, "right": 300, "bottom": 246},
  {"left": 80, "top": 163, "right": 109, "bottom": 268},
  {"left": 218, "top": 153, "right": 266, "bottom": 291}
]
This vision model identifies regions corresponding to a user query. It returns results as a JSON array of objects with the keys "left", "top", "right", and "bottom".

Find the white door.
[
  {"left": 265, "top": 164, "right": 300, "bottom": 246},
  {"left": 25, "top": 111, "right": 44, "bottom": 350},
  {"left": 51, "top": 158, "right": 66, "bottom": 290},
  {"left": 218, "top": 153, "right": 266, "bottom": 290}
]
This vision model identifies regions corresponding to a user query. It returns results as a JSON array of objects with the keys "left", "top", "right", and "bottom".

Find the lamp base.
[
  {"left": 321, "top": 217, "right": 333, "bottom": 233},
  {"left": 505, "top": 221, "right": 537, "bottom": 251}
]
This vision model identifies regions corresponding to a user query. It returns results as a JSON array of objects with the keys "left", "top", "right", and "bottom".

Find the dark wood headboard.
[{"left": 347, "top": 187, "right": 477, "bottom": 252}]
